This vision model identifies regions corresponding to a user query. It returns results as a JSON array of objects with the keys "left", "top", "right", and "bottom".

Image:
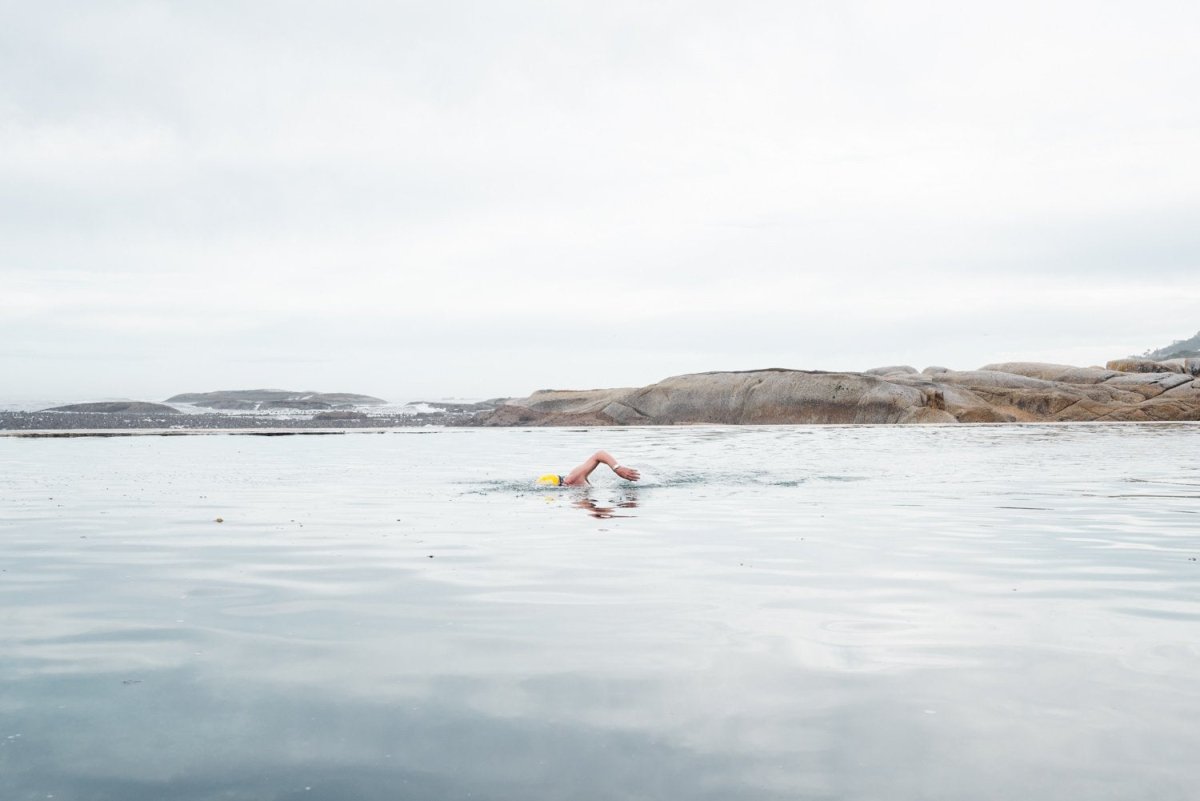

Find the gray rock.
[{"left": 864, "top": 365, "right": 918, "bottom": 376}]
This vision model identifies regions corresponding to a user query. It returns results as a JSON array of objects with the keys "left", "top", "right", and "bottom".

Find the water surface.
[{"left": 2, "top": 425, "right": 1198, "bottom": 800}]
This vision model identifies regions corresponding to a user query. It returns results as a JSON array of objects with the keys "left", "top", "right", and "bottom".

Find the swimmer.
[{"left": 537, "top": 450, "right": 640, "bottom": 487}]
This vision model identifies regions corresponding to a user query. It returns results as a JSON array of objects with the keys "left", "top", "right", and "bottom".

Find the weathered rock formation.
[
  {"left": 1106, "top": 357, "right": 1200, "bottom": 375},
  {"left": 476, "top": 360, "right": 1200, "bottom": 426},
  {"left": 43, "top": 401, "right": 181, "bottom": 414},
  {"left": 166, "top": 389, "right": 387, "bottom": 410}
]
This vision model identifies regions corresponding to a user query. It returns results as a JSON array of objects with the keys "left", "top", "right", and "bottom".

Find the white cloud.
[{"left": 2, "top": 1, "right": 1198, "bottom": 400}]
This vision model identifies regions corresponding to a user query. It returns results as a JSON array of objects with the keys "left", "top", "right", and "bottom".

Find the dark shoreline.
[{"left": 0, "top": 409, "right": 481, "bottom": 433}]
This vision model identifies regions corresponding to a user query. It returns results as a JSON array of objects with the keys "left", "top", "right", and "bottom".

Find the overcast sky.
[{"left": 3, "top": 1, "right": 1198, "bottom": 402}]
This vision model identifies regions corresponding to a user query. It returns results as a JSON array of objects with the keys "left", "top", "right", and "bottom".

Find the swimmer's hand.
[{"left": 614, "top": 466, "right": 640, "bottom": 481}]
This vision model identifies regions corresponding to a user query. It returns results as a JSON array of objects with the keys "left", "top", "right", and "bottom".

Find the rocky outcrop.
[
  {"left": 1165, "top": 358, "right": 1200, "bottom": 375},
  {"left": 43, "top": 401, "right": 180, "bottom": 414},
  {"left": 166, "top": 389, "right": 387, "bottom": 410},
  {"left": 517, "top": 388, "right": 637, "bottom": 415},
  {"left": 605, "top": 369, "right": 955, "bottom": 425},
  {"left": 474, "top": 404, "right": 617, "bottom": 427},
  {"left": 1106, "top": 358, "right": 1185, "bottom": 374},
  {"left": 864, "top": 365, "right": 919, "bottom": 376},
  {"left": 980, "top": 362, "right": 1118, "bottom": 384},
  {"left": 477, "top": 362, "right": 1200, "bottom": 426}
]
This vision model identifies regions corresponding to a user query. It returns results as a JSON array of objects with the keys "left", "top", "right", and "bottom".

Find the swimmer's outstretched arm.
[{"left": 563, "top": 450, "right": 640, "bottom": 486}]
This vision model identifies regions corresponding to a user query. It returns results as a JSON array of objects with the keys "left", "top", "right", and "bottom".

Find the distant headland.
[
  {"left": 4, "top": 347, "right": 1200, "bottom": 434},
  {"left": 164, "top": 389, "right": 389, "bottom": 411}
]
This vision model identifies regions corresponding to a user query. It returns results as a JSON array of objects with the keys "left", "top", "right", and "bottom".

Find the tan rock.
[
  {"left": 480, "top": 359, "right": 1200, "bottom": 426},
  {"left": 477, "top": 405, "right": 616, "bottom": 427},
  {"left": 1102, "top": 372, "right": 1194, "bottom": 399},
  {"left": 613, "top": 369, "right": 933, "bottom": 425},
  {"left": 938, "top": 386, "right": 1020, "bottom": 423},
  {"left": 932, "top": 370, "right": 1060, "bottom": 390},
  {"left": 1140, "top": 390, "right": 1200, "bottom": 421},
  {"left": 1106, "top": 358, "right": 1185, "bottom": 374},
  {"left": 864, "top": 365, "right": 918, "bottom": 376},
  {"left": 1160, "top": 358, "right": 1200, "bottom": 376},
  {"left": 514, "top": 388, "right": 636, "bottom": 415},
  {"left": 980, "top": 362, "right": 1118, "bottom": 384}
]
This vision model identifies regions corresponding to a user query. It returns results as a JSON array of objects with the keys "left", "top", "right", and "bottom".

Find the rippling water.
[{"left": 2, "top": 425, "right": 1198, "bottom": 800}]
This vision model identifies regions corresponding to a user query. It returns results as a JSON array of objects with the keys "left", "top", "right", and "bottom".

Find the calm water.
[{"left": 2, "top": 425, "right": 1198, "bottom": 801}]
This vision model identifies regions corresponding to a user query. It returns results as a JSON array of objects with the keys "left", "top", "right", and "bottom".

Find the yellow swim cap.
[{"left": 536, "top": 474, "right": 562, "bottom": 486}]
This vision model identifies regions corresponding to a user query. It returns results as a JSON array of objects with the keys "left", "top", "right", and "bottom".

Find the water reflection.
[{"left": 573, "top": 491, "right": 639, "bottom": 519}]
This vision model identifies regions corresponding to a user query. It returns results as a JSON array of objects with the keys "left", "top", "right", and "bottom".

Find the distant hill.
[
  {"left": 165, "top": 389, "right": 388, "bottom": 410},
  {"left": 43, "top": 401, "right": 180, "bottom": 414},
  {"left": 1143, "top": 330, "right": 1200, "bottom": 360}
]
